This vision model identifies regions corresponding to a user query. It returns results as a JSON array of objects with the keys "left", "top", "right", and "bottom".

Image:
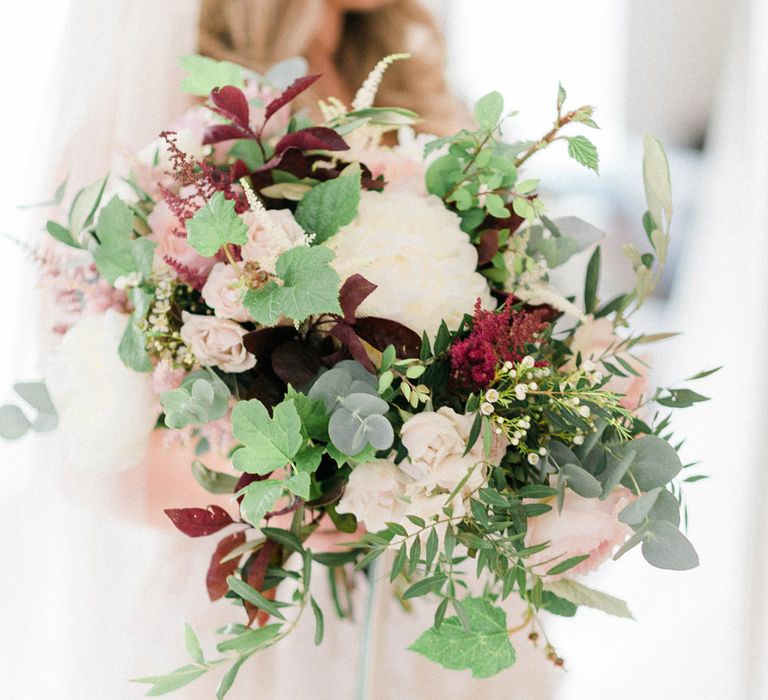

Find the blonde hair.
[{"left": 197, "top": 0, "right": 468, "bottom": 135}]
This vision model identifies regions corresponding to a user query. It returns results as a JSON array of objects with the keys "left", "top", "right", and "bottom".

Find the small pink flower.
[
  {"left": 180, "top": 311, "right": 255, "bottom": 373},
  {"left": 201, "top": 262, "right": 250, "bottom": 321},
  {"left": 524, "top": 485, "right": 634, "bottom": 579},
  {"left": 151, "top": 362, "right": 186, "bottom": 394}
]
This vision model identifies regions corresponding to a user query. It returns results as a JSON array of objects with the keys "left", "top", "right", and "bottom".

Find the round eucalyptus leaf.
[
  {"left": 618, "top": 487, "right": 661, "bottom": 526},
  {"left": 349, "top": 379, "right": 378, "bottom": 397},
  {"left": 647, "top": 488, "right": 681, "bottom": 527},
  {"left": 333, "top": 360, "right": 377, "bottom": 387},
  {"left": 13, "top": 381, "right": 56, "bottom": 415},
  {"left": 561, "top": 463, "right": 602, "bottom": 498},
  {"left": 328, "top": 408, "right": 366, "bottom": 456},
  {"left": 620, "top": 435, "right": 682, "bottom": 491},
  {"left": 339, "top": 392, "right": 388, "bottom": 417},
  {"left": 0, "top": 404, "right": 32, "bottom": 440},
  {"left": 641, "top": 520, "right": 699, "bottom": 570},
  {"left": 548, "top": 441, "right": 580, "bottom": 468},
  {"left": 32, "top": 412, "right": 59, "bottom": 433},
  {"left": 191, "top": 378, "right": 215, "bottom": 406},
  {"left": 363, "top": 413, "right": 394, "bottom": 450},
  {"left": 599, "top": 448, "right": 635, "bottom": 499},
  {"left": 308, "top": 368, "right": 353, "bottom": 411}
]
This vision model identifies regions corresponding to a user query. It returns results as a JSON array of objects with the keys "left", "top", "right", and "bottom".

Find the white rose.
[
  {"left": 240, "top": 208, "right": 306, "bottom": 274},
  {"left": 400, "top": 407, "right": 507, "bottom": 495},
  {"left": 201, "top": 262, "right": 250, "bottom": 321},
  {"left": 336, "top": 458, "right": 408, "bottom": 532},
  {"left": 326, "top": 190, "right": 494, "bottom": 338},
  {"left": 44, "top": 310, "right": 157, "bottom": 472},
  {"left": 180, "top": 312, "right": 255, "bottom": 373}
]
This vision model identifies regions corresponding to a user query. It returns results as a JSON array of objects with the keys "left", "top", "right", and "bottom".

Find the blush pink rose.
[
  {"left": 240, "top": 208, "right": 306, "bottom": 274},
  {"left": 201, "top": 262, "right": 250, "bottom": 321},
  {"left": 148, "top": 200, "right": 216, "bottom": 279},
  {"left": 567, "top": 317, "right": 650, "bottom": 410},
  {"left": 180, "top": 312, "right": 255, "bottom": 373},
  {"left": 524, "top": 485, "right": 634, "bottom": 579},
  {"left": 363, "top": 149, "right": 427, "bottom": 195}
]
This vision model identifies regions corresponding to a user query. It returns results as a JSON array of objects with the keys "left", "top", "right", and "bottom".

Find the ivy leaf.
[
  {"left": 285, "top": 471, "right": 311, "bottom": 499},
  {"left": 238, "top": 479, "right": 284, "bottom": 526},
  {"left": 567, "top": 135, "right": 599, "bottom": 173},
  {"left": 179, "top": 54, "right": 244, "bottom": 96},
  {"left": 294, "top": 168, "right": 361, "bottom": 243},
  {"left": 231, "top": 399, "right": 303, "bottom": 473},
  {"left": 186, "top": 191, "right": 248, "bottom": 257},
  {"left": 409, "top": 598, "right": 516, "bottom": 678},
  {"left": 243, "top": 245, "right": 341, "bottom": 325}
]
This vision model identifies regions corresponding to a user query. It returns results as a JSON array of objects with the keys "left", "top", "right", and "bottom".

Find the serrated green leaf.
[
  {"left": 409, "top": 598, "right": 516, "bottom": 678},
  {"left": 294, "top": 168, "right": 361, "bottom": 243},
  {"left": 186, "top": 191, "right": 247, "bottom": 257},
  {"left": 285, "top": 471, "right": 310, "bottom": 499},
  {"left": 567, "top": 135, "right": 599, "bottom": 172},
  {"left": 243, "top": 245, "right": 341, "bottom": 325},
  {"left": 231, "top": 399, "right": 303, "bottom": 473}
]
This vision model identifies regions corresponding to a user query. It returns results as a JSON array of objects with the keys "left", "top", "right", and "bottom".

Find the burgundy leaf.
[
  {"left": 243, "top": 327, "right": 297, "bottom": 362},
  {"left": 246, "top": 540, "right": 279, "bottom": 626},
  {"left": 339, "top": 274, "right": 378, "bottom": 324},
  {"left": 477, "top": 228, "right": 500, "bottom": 265},
  {"left": 206, "top": 531, "right": 246, "bottom": 601},
  {"left": 271, "top": 339, "right": 323, "bottom": 387},
  {"left": 354, "top": 316, "right": 422, "bottom": 359},
  {"left": 274, "top": 127, "right": 349, "bottom": 155},
  {"left": 261, "top": 74, "right": 322, "bottom": 134},
  {"left": 164, "top": 505, "right": 235, "bottom": 537},
  {"left": 203, "top": 124, "right": 251, "bottom": 145},
  {"left": 210, "top": 86, "right": 250, "bottom": 129},
  {"left": 486, "top": 209, "right": 526, "bottom": 235},
  {"left": 330, "top": 322, "right": 377, "bottom": 373}
]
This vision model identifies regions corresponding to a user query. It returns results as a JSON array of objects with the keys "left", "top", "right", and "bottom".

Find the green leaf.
[
  {"left": 230, "top": 140, "right": 264, "bottom": 170},
  {"left": 191, "top": 460, "right": 239, "bottom": 494},
  {"left": 425, "top": 155, "right": 463, "bottom": 198},
  {"left": 567, "top": 135, "right": 599, "bottom": 172},
  {"left": 294, "top": 168, "right": 361, "bottom": 243},
  {"left": 92, "top": 196, "right": 135, "bottom": 284},
  {"left": 238, "top": 479, "right": 284, "bottom": 526},
  {"left": 540, "top": 590, "right": 577, "bottom": 617},
  {"left": 69, "top": 174, "right": 108, "bottom": 240},
  {"left": 179, "top": 54, "right": 245, "bottom": 96},
  {"left": 656, "top": 388, "right": 709, "bottom": 408},
  {"left": 285, "top": 471, "right": 310, "bottom": 499},
  {"left": 642, "top": 134, "right": 672, "bottom": 233},
  {"left": 262, "top": 526, "right": 304, "bottom": 553},
  {"left": 243, "top": 245, "right": 341, "bottom": 325},
  {"left": 231, "top": 399, "right": 303, "bottom": 473},
  {"left": 561, "top": 463, "right": 602, "bottom": 498},
  {"left": 45, "top": 221, "right": 79, "bottom": 248},
  {"left": 485, "top": 193, "right": 510, "bottom": 218},
  {"left": 227, "top": 576, "right": 286, "bottom": 620},
  {"left": 547, "top": 578, "right": 633, "bottom": 619},
  {"left": 409, "top": 597, "right": 516, "bottom": 678},
  {"left": 186, "top": 191, "right": 248, "bottom": 257},
  {"left": 118, "top": 318, "right": 152, "bottom": 372},
  {"left": 474, "top": 91, "right": 504, "bottom": 130},
  {"left": 641, "top": 521, "right": 699, "bottom": 570},
  {"left": 620, "top": 435, "right": 682, "bottom": 491},
  {"left": 216, "top": 657, "right": 248, "bottom": 700},
  {"left": 402, "top": 574, "right": 447, "bottom": 600},
  {"left": 184, "top": 624, "right": 205, "bottom": 664},
  {"left": 216, "top": 624, "right": 282, "bottom": 654},
  {"left": 0, "top": 404, "right": 31, "bottom": 439},
  {"left": 546, "top": 554, "right": 590, "bottom": 576},
  {"left": 557, "top": 82, "right": 567, "bottom": 110},
  {"left": 391, "top": 542, "right": 407, "bottom": 581},
  {"left": 310, "top": 596, "right": 325, "bottom": 645},
  {"left": 285, "top": 386, "right": 329, "bottom": 440},
  {"left": 583, "top": 246, "right": 600, "bottom": 314},
  {"left": 132, "top": 664, "right": 208, "bottom": 696}
]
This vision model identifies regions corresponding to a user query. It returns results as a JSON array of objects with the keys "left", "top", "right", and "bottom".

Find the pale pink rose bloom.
[
  {"left": 567, "top": 317, "right": 650, "bottom": 410},
  {"left": 524, "top": 485, "right": 634, "bottom": 579},
  {"left": 240, "top": 208, "right": 306, "bottom": 274},
  {"left": 148, "top": 199, "right": 216, "bottom": 279},
  {"left": 336, "top": 458, "right": 409, "bottom": 532},
  {"left": 363, "top": 149, "right": 427, "bottom": 195},
  {"left": 151, "top": 362, "right": 186, "bottom": 394},
  {"left": 201, "top": 262, "right": 250, "bottom": 321},
  {"left": 180, "top": 311, "right": 255, "bottom": 373}
]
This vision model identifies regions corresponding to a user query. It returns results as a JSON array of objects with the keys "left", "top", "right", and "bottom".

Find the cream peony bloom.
[
  {"left": 336, "top": 458, "right": 408, "bottom": 532},
  {"left": 180, "top": 312, "right": 255, "bottom": 373},
  {"left": 201, "top": 263, "right": 250, "bottom": 322},
  {"left": 240, "top": 208, "right": 307, "bottom": 275},
  {"left": 44, "top": 310, "right": 158, "bottom": 472},
  {"left": 325, "top": 191, "right": 493, "bottom": 338}
]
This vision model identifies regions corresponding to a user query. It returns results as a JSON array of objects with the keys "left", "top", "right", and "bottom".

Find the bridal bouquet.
[{"left": 5, "top": 54, "right": 714, "bottom": 696}]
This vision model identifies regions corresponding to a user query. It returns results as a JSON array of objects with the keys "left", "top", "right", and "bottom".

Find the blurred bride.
[{"left": 2, "top": 1, "right": 556, "bottom": 698}]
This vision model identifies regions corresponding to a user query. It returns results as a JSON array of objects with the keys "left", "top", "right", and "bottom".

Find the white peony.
[
  {"left": 336, "top": 458, "right": 408, "bottom": 532},
  {"left": 44, "top": 310, "right": 158, "bottom": 472},
  {"left": 325, "top": 191, "right": 494, "bottom": 338}
]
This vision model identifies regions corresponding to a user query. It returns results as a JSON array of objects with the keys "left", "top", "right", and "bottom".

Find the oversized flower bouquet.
[{"left": 6, "top": 54, "right": 714, "bottom": 696}]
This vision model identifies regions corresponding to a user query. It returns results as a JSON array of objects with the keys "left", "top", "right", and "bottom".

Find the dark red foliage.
[
  {"left": 203, "top": 124, "right": 250, "bottom": 145},
  {"left": 261, "top": 74, "right": 322, "bottom": 135},
  {"left": 330, "top": 322, "right": 376, "bottom": 373},
  {"left": 339, "top": 274, "right": 377, "bottom": 324},
  {"left": 354, "top": 317, "right": 421, "bottom": 359},
  {"left": 164, "top": 505, "right": 235, "bottom": 537},
  {"left": 245, "top": 540, "right": 279, "bottom": 626},
  {"left": 210, "top": 86, "right": 250, "bottom": 129},
  {"left": 271, "top": 339, "right": 323, "bottom": 386},
  {"left": 476, "top": 229, "right": 500, "bottom": 266},
  {"left": 273, "top": 127, "right": 349, "bottom": 156},
  {"left": 450, "top": 298, "right": 548, "bottom": 389},
  {"left": 206, "top": 531, "right": 246, "bottom": 601}
]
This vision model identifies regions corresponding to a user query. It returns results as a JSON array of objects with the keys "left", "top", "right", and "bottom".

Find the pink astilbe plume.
[{"left": 450, "top": 298, "right": 548, "bottom": 389}]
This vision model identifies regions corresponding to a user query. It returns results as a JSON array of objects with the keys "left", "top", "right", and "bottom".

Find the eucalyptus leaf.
[
  {"left": 620, "top": 435, "right": 682, "bottom": 491},
  {"left": 641, "top": 520, "right": 699, "bottom": 570}
]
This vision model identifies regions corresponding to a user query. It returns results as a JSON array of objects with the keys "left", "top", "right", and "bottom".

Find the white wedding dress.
[{"left": 0, "top": 1, "right": 556, "bottom": 698}]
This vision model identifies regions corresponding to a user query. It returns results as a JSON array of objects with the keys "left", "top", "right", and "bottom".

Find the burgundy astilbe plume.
[{"left": 450, "top": 298, "right": 548, "bottom": 389}]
